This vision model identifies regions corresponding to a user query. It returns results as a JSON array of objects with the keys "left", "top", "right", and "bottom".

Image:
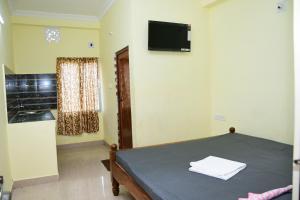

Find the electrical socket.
[{"left": 214, "top": 114, "right": 226, "bottom": 122}]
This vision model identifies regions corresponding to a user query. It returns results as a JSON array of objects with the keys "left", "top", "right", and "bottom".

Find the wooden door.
[{"left": 116, "top": 47, "right": 133, "bottom": 149}]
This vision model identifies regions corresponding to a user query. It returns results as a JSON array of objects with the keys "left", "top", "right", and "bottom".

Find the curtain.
[{"left": 56, "top": 57, "right": 100, "bottom": 135}]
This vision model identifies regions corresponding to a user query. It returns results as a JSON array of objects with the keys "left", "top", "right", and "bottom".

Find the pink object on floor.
[{"left": 238, "top": 185, "right": 292, "bottom": 200}]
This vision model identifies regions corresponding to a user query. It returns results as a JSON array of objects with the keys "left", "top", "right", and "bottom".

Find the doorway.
[{"left": 115, "top": 47, "right": 133, "bottom": 149}]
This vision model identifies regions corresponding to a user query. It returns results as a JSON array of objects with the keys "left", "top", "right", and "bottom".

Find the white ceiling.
[{"left": 9, "top": 0, "right": 115, "bottom": 21}]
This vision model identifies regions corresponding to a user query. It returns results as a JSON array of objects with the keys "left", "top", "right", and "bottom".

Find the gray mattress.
[{"left": 116, "top": 133, "right": 293, "bottom": 200}]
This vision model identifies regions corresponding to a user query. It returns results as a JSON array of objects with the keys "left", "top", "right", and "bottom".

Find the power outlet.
[{"left": 214, "top": 114, "right": 226, "bottom": 122}]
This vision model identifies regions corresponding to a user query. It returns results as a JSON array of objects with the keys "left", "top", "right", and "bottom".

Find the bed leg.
[
  {"left": 229, "top": 127, "right": 236, "bottom": 134},
  {"left": 110, "top": 144, "right": 120, "bottom": 196},
  {"left": 112, "top": 177, "right": 120, "bottom": 196}
]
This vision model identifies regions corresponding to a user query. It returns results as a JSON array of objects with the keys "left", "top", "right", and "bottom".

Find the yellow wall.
[
  {"left": 130, "top": 0, "right": 211, "bottom": 147},
  {"left": 0, "top": 0, "right": 294, "bottom": 191},
  {"left": 12, "top": 16, "right": 100, "bottom": 29},
  {"left": 12, "top": 17, "right": 100, "bottom": 74},
  {"left": 0, "top": 66, "right": 13, "bottom": 191},
  {"left": 0, "top": 0, "right": 13, "bottom": 191},
  {"left": 99, "top": 0, "right": 132, "bottom": 145},
  {"left": 209, "top": 0, "right": 294, "bottom": 144},
  {"left": 7, "top": 121, "right": 58, "bottom": 181},
  {"left": 12, "top": 17, "right": 104, "bottom": 145},
  {"left": 101, "top": 0, "right": 293, "bottom": 146},
  {"left": 100, "top": 0, "right": 211, "bottom": 147}
]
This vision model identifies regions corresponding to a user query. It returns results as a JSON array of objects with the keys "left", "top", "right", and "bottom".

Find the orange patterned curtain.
[{"left": 56, "top": 57, "right": 100, "bottom": 135}]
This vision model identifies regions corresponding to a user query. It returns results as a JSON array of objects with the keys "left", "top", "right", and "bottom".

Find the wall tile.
[{"left": 5, "top": 72, "right": 57, "bottom": 123}]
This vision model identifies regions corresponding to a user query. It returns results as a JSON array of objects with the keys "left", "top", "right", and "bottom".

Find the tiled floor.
[{"left": 12, "top": 144, "right": 134, "bottom": 200}]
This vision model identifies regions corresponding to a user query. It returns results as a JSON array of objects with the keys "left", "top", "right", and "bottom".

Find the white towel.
[{"left": 189, "top": 156, "right": 247, "bottom": 181}]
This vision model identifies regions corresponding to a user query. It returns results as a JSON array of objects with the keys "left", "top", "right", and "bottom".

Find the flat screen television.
[{"left": 148, "top": 20, "right": 191, "bottom": 52}]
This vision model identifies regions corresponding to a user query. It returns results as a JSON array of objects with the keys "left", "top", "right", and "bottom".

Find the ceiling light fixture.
[{"left": 45, "top": 27, "right": 60, "bottom": 43}]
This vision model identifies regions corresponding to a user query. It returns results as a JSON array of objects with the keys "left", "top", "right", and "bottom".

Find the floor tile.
[{"left": 12, "top": 144, "right": 134, "bottom": 200}]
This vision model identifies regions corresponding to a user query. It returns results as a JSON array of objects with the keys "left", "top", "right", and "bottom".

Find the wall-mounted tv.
[{"left": 148, "top": 20, "right": 191, "bottom": 52}]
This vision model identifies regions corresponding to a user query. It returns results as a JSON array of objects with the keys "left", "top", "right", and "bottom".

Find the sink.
[
  {"left": 18, "top": 110, "right": 46, "bottom": 115},
  {"left": 9, "top": 110, "right": 55, "bottom": 123}
]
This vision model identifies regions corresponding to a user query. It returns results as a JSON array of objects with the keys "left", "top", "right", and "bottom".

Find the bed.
[{"left": 109, "top": 128, "right": 293, "bottom": 200}]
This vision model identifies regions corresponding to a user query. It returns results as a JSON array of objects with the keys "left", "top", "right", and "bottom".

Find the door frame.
[
  {"left": 115, "top": 46, "right": 133, "bottom": 149},
  {"left": 294, "top": 0, "right": 300, "bottom": 199}
]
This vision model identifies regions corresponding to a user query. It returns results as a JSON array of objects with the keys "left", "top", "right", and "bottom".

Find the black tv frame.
[{"left": 148, "top": 20, "right": 191, "bottom": 52}]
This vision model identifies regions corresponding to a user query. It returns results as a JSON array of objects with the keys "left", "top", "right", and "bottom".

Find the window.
[{"left": 56, "top": 57, "right": 100, "bottom": 135}]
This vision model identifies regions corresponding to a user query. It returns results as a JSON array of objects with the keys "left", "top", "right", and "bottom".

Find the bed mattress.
[{"left": 116, "top": 133, "right": 293, "bottom": 200}]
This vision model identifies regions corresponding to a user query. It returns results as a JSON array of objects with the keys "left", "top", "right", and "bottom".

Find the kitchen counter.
[
  {"left": 8, "top": 110, "right": 55, "bottom": 124},
  {"left": 7, "top": 118, "right": 59, "bottom": 184}
]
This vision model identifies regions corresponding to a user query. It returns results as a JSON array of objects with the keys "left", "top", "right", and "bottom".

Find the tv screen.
[{"left": 148, "top": 21, "right": 191, "bottom": 52}]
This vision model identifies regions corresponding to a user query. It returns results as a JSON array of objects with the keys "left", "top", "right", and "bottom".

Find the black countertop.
[{"left": 9, "top": 110, "right": 55, "bottom": 124}]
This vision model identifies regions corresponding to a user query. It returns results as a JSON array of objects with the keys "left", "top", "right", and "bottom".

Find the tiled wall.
[
  {"left": 5, "top": 67, "right": 18, "bottom": 121},
  {"left": 5, "top": 72, "right": 57, "bottom": 122}
]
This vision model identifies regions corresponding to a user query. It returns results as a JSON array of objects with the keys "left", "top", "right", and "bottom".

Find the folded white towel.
[{"left": 189, "top": 156, "right": 247, "bottom": 181}]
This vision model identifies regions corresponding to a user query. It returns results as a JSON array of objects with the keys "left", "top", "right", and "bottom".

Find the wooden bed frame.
[{"left": 109, "top": 127, "right": 236, "bottom": 200}]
